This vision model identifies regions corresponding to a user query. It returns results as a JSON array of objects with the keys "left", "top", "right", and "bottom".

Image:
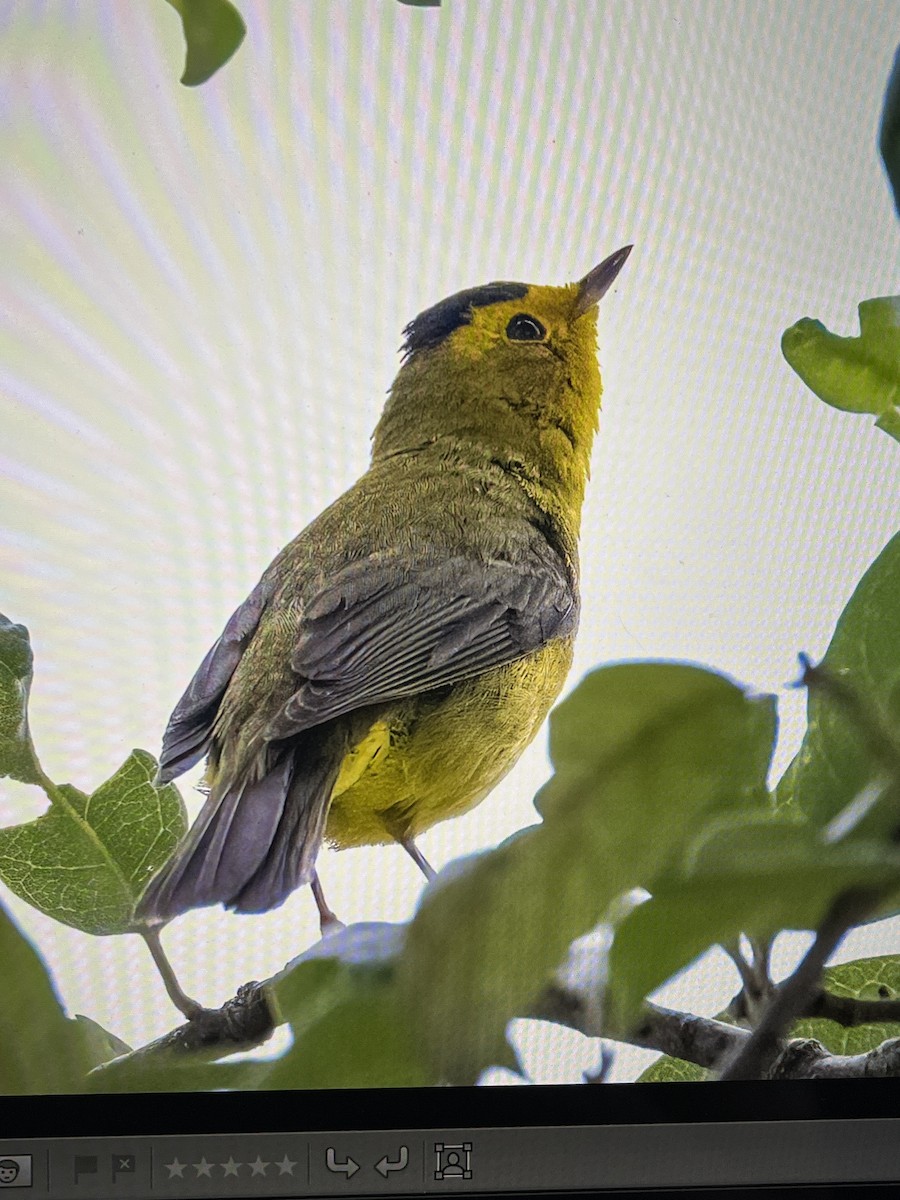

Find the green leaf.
[
  {"left": 0, "top": 899, "right": 93, "bottom": 1093},
  {"left": 880, "top": 44, "right": 900, "bottom": 217},
  {"left": 607, "top": 821, "right": 900, "bottom": 1029},
  {"left": 267, "top": 972, "right": 432, "bottom": 1089},
  {"left": 71, "top": 1015, "right": 132, "bottom": 1067},
  {"left": 781, "top": 297, "right": 900, "bottom": 442},
  {"left": 777, "top": 532, "right": 900, "bottom": 827},
  {"left": 268, "top": 927, "right": 434, "bottom": 1088},
  {"left": 88, "top": 1050, "right": 269, "bottom": 1092},
  {"left": 0, "top": 614, "right": 42, "bottom": 785},
  {"left": 637, "top": 1055, "right": 709, "bottom": 1082},
  {"left": 272, "top": 958, "right": 351, "bottom": 1032},
  {"left": 398, "top": 663, "right": 777, "bottom": 1083},
  {"left": 165, "top": 0, "right": 246, "bottom": 87},
  {"left": 277, "top": 920, "right": 407, "bottom": 975},
  {"left": 795, "top": 954, "right": 900, "bottom": 1054},
  {"left": 0, "top": 751, "right": 187, "bottom": 935}
]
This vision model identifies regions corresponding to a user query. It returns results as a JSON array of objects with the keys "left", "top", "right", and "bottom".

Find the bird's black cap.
[{"left": 401, "top": 281, "right": 529, "bottom": 360}]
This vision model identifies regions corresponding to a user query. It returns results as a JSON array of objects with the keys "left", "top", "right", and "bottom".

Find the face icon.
[{"left": 0, "top": 1161, "right": 19, "bottom": 1184}]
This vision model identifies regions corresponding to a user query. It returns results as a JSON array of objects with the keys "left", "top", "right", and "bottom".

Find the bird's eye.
[{"left": 506, "top": 313, "right": 546, "bottom": 342}]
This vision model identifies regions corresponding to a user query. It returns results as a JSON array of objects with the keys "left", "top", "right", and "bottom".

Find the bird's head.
[{"left": 372, "top": 247, "right": 632, "bottom": 495}]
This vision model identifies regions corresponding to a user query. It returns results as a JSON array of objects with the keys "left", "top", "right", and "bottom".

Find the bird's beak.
[{"left": 572, "top": 245, "right": 633, "bottom": 319}]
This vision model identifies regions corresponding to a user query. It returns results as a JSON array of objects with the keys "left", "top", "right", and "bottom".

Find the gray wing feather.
[
  {"left": 269, "top": 552, "right": 576, "bottom": 737},
  {"left": 137, "top": 738, "right": 342, "bottom": 920},
  {"left": 137, "top": 752, "right": 295, "bottom": 920},
  {"left": 156, "top": 579, "right": 270, "bottom": 783}
]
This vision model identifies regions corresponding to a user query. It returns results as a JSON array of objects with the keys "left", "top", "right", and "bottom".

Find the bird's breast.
[{"left": 324, "top": 635, "right": 575, "bottom": 850}]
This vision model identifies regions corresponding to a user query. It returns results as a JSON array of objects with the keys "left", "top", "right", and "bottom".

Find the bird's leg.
[
  {"left": 139, "top": 926, "right": 204, "bottom": 1020},
  {"left": 311, "top": 871, "right": 344, "bottom": 934},
  {"left": 400, "top": 837, "right": 436, "bottom": 881}
]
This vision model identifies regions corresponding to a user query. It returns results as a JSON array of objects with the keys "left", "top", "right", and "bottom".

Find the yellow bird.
[{"left": 137, "top": 247, "right": 631, "bottom": 943}]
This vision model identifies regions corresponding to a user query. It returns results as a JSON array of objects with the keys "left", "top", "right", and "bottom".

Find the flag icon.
[{"left": 74, "top": 1156, "right": 98, "bottom": 1183}]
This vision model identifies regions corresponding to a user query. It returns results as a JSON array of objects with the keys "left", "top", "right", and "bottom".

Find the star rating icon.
[
  {"left": 164, "top": 1149, "right": 297, "bottom": 1185},
  {"left": 276, "top": 1154, "right": 297, "bottom": 1176}
]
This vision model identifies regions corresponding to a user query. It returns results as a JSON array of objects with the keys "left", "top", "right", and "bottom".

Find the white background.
[{"left": 1, "top": 1, "right": 899, "bottom": 1082}]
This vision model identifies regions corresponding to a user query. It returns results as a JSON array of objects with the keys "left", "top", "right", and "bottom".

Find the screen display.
[{"left": 1, "top": 0, "right": 899, "bottom": 1102}]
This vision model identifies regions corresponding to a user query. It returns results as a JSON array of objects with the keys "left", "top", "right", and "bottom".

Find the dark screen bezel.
[{"left": 2, "top": 1079, "right": 898, "bottom": 1138}]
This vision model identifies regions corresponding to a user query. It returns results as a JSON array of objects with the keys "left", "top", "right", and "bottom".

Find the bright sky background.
[{"left": 1, "top": 1, "right": 899, "bottom": 1084}]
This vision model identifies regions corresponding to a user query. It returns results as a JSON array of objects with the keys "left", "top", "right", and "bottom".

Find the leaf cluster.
[
  {"left": 780, "top": 46, "right": 900, "bottom": 440},
  {"left": 0, "top": 613, "right": 187, "bottom": 1091}
]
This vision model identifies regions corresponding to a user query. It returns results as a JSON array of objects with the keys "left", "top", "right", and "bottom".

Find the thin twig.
[
  {"left": 749, "top": 935, "right": 772, "bottom": 983},
  {"left": 722, "top": 935, "right": 776, "bottom": 1026},
  {"left": 721, "top": 939, "right": 756, "bottom": 995},
  {"left": 582, "top": 1043, "right": 615, "bottom": 1084},
  {"left": 720, "top": 886, "right": 879, "bottom": 1080}
]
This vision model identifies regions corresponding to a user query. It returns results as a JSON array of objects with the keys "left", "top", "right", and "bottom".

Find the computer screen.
[{"left": 1, "top": 1, "right": 899, "bottom": 1196}]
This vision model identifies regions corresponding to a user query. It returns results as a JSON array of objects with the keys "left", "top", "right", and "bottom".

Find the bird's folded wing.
[
  {"left": 157, "top": 547, "right": 577, "bottom": 783},
  {"left": 157, "top": 579, "right": 271, "bottom": 782},
  {"left": 267, "top": 549, "right": 577, "bottom": 738}
]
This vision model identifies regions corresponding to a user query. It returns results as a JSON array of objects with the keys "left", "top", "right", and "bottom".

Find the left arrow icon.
[
  {"left": 326, "top": 1148, "right": 360, "bottom": 1178},
  {"left": 375, "top": 1146, "right": 409, "bottom": 1177}
]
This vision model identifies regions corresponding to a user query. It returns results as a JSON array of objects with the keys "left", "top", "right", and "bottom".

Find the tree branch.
[
  {"left": 768, "top": 1036, "right": 900, "bottom": 1079},
  {"left": 531, "top": 987, "right": 748, "bottom": 1068},
  {"left": 95, "top": 981, "right": 275, "bottom": 1072},
  {"left": 532, "top": 982, "right": 900, "bottom": 1078},
  {"left": 95, "top": 959, "right": 900, "bottom": 1083}
]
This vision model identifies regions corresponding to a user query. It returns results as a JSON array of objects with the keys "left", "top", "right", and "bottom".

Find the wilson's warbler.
[{"left": 138, "top": 247, "right": 631, "bottom": 942}]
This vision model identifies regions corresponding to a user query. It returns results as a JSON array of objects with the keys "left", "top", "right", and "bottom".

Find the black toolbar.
[{"left": 1, "top": 1120, "right": 899, "bottom": 1197}]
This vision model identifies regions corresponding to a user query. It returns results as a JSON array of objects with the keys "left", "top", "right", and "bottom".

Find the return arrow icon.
[{"left": 375, "top": 1147, "right": 409, "bottom": 1177}]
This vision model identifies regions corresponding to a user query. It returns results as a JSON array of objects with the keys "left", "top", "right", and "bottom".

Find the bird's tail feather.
[{"left": 136, "top": 737, "right": 341, "bottom": 923}]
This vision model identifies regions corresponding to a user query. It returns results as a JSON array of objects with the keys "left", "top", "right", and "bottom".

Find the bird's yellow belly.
[{"left": 324, "top": 636, "right": 574, "bottom": 849}]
